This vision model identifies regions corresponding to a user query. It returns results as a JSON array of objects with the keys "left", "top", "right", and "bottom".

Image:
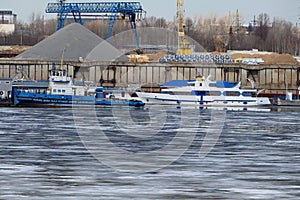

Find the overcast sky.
[{"left": 1, "top": 0, "right": 299, "bottom": 25}]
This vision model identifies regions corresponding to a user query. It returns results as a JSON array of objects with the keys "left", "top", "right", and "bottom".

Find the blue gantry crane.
[{"left": 45, "top": 1, "right": 146, "bottom": 47}]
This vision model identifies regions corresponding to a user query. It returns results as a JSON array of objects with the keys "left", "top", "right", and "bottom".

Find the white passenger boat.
[{"left": 136, "top": 75, "right": 270, "bottom": 107}]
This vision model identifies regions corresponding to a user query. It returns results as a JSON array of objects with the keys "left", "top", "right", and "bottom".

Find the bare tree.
[{"left": 0, "top": 11, "right": 299, "bottom": 56}]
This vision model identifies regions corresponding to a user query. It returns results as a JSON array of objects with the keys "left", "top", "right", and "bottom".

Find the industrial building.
[{"left": 0, "top": 10, "right": 16, "bottom": 35}]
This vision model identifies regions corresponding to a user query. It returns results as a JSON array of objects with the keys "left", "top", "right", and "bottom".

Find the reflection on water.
[
  {"left": 271, "top": 106, "right": 300, "bottom": 113},
  {"left": 0, "top": 106, "right": 299, "bottom": 199}
]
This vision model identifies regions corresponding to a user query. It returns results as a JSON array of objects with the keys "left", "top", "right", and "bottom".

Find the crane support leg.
[
  {"left": 56, "top": 5, "right": 83, "bottom": 31},
  {"left": 106, "top": 17, "right": 117, "bottom": 41},
  {"left": 129, "top": 13, "right": 140, "bottom": 48}
]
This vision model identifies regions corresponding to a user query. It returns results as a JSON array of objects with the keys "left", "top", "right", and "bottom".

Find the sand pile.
[
  {"left": 230, "top": 53, "right": 298, "bottom": 65},
  {"left": 146, "top": 51, "right": 169, "bottom": 62},
  {"left": 15, "top": 23, "right": 129, "bottom": 62},
  {"left": 15, "top": 23, "right": 103, "bottom": 61},
  {"left": 0, "top": 45, "right": 30, "bottom": 54},
  {"left": 15, "top": 23, "right": 119, "bottom": 61}
]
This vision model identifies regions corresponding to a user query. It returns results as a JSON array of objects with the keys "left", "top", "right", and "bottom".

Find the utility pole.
[{"left": 235, "top": 9, "right": 240, "bottom": 34}]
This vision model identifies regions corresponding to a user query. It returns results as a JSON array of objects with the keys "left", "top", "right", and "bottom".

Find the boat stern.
[{"left": 256, "top": 97, "right": 271, "bottom": 106}]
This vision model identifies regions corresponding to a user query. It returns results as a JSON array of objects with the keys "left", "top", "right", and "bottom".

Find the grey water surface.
[{"left": 0, "top": 106, "right": 299, "bottom": 199}]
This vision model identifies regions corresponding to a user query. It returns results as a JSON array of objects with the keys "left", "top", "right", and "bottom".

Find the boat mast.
[{"left": 60, "top": 47, "right": 65, "bottom": 70}]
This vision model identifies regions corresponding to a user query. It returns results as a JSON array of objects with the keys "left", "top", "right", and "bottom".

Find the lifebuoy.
[{"left": 0, "top": 91, "right": 3, "bottom": 95}]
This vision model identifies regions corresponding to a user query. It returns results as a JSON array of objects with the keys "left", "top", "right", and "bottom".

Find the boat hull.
[
  {"left": 13, "top": 90, "right": 145, "bottom": 107},
  {"left": 136, "top": 92, "right": 270, "bottom": 107}
]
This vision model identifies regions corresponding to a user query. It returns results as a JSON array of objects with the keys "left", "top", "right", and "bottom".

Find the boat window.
[
  {"left": 188, "top": 83, "right": 195, "bottom": 86},
  {"left": 207, "top": 91, "right": 221, "bottom": 96},
  {"left": 62, "top": 90, "right": 66, "bottom": 93},
  {"left": 175, "top": 92, "right": 191, "bottom": 95},
  {"left": 193, "top": 91, "right": 206, "bottom": 96},
  {"left": 224, "top": 91, "right": 240, "bottom": 96},
  {"left": 58, "top": 89, "right": 61, "bottom": 93},
  {"left": 199, "top": 83, "right": 202, "bottom": 87},
  {"left": 242, "top": 92, "right": 255, "bottom": 97},
  {"left": 53, "top": 89, "right": 57, "bottom": 93},
  {"left": 209, "top": 83, "right": 216, "bottom": 87},
  {"left": 131, "top": 93, "right": 138, "bottom": 97}
]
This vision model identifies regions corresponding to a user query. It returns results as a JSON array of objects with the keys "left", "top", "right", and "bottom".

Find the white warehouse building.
[{"left": 0, "top": 10, "right": 17, "bottom": 35}]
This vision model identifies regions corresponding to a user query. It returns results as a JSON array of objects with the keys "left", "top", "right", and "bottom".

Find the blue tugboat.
[{"left": 12, "top": 65, "right": 144, "bottom": 107}]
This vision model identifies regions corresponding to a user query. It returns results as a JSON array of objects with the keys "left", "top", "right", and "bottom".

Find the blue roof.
[
  {"left": 160, "top": 80, "right": 237, "bottom": 88},
  {"left": 215, "top": 81, "right": 236, "bottom": 88},
  {"left": 160, "top": 80, "right": 192, "bottom": 87}
]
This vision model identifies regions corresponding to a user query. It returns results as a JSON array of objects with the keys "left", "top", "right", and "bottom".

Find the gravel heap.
[{"left": 15, "top": 23, "right": 123, "bottom": 62}]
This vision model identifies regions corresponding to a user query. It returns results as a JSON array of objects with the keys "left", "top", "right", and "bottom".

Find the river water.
[{"left": 0, "top": 106, "right": 299, "bottom": 199}]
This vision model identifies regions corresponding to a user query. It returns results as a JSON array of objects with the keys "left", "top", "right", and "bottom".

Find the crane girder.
[
  {"left": 45, "top": 2, "right": 144, "bottom": 14},
  {"left": 45, "top": 2, "right": 146, "bottom": 48}
]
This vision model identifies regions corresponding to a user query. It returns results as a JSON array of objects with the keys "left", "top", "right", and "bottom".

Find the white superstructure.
[{"left": 136, "top": 75, "right": 270, "bottom": 107}]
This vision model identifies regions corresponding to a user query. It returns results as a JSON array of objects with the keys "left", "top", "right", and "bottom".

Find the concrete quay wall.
[{"left": 1, "top": 60, "right": 299, "bottom": 95}]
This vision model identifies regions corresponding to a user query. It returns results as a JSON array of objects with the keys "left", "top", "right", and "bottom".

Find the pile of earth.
[
  {"left": 230, "top": 53, "right": 298, "bottom": 65},
  {"left": 15, "top": 23, "right": 128, "bottom": 62},
  {"left": 0, "top": 45, "right": 30, "bottom": 54}
]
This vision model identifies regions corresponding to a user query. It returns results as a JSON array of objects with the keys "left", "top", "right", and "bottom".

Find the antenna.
[
  {"left": 60, "top": 47, "right": 65, "bottom": 70},
  {"left": 235, "top": 9, "right": 240, "bottom": 33}
]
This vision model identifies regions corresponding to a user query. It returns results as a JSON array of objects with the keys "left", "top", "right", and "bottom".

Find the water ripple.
[{"left": 0, "top": 107, "right": 299, "bottom": 199}]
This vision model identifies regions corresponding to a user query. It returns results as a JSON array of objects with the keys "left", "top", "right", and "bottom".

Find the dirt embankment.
[
  {"left": 230, "top": 53, "right": 298, "bottom": 65},
  {"left": 0, "top": 45, "right": 30, "bottom": 54},
  {"left": 143, "top": 51, "right": 299, "bottom": 65}
]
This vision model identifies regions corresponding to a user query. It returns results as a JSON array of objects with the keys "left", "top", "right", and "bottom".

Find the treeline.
[{"left": 1, "top": 12, "right": 299, "bottom": 56}]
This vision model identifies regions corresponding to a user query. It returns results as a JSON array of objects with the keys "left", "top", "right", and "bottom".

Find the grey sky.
[{"left": 1, "top": 0, "right": 299, "bottom": 25}]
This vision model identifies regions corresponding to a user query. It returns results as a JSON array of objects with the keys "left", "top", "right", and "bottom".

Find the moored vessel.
[
  {"left": 136, "top": 75, "right": 270, "bottom": 107},
  {"left": 12, "top": 65, "right": 144, "bottom": 107}
]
